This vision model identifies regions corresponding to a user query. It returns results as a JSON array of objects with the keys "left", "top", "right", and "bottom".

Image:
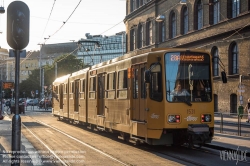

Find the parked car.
[
  {"left": 26, "top": 99, "right": 39, "bottom": 106},
  {"left": 38, "top": 98, "right": 52, "bottom": 108},
  {"left": 19, "top": 98, "right": 26, "bottom": 105}
]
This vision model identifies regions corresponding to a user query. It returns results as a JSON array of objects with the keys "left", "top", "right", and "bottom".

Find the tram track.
[
  {"left": 22, "top": 116, "right": 202, "bottom": 166},
  {"left": 21, "top": 113, "right": 214, "bottom": 166},
  {"left": 8, "top": 112, "right": 250, "bottom": 166},
  {"left": 21, "top": 115, "right": 129, "bottom": 166}
]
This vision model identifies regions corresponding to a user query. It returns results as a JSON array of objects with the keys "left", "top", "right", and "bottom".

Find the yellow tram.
[{"left": 52, "top": 48, "right": 226, "bottom": 146}]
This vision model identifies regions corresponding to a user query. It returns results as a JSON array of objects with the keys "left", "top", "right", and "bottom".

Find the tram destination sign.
[
  {"left": 169, "top": 53, "right": 210, "bottom": 63},
  {"left": 2, "top": 82, "right": 14, "bottom": 89}
]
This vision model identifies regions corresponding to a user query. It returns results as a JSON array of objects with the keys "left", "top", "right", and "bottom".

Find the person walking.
[
  {"left": 45, "top": 98, "right": 49, "bottom": 110},
  {"left": 244, "top": 98, "right": 250, "bottom": 123},
  {"left": 0, "top": 99, "right": 3, "bottom": 120}
]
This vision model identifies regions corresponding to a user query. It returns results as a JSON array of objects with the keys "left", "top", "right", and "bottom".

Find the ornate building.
[{"left": 124, "top": 0, "right": 250, "bottom": 113}]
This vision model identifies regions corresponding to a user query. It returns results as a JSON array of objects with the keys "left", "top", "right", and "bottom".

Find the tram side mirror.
[
  {"left": 221, "top": 71, "right": 227, "bottom": 83},
  {"left": 145, "top": 70, "right": 151, "bottom": 83}
]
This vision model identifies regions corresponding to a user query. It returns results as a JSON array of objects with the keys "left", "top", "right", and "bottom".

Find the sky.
[{"left": 0, "top": 0, "right": 126, "bottom": 51}]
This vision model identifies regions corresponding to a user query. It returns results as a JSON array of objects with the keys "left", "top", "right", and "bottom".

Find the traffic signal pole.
[
  {"left": 7, "top": 1, "right": 30, "bottom": 165},
  {"left": 12, "top": 50, "right": 21, "bottom": 166}
]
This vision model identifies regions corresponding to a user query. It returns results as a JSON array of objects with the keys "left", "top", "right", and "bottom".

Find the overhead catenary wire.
[
  {"left": 39, "top": 0, "right": 57, "bottom": 43},
  {"left": 43, "top": 0, "right": 82, "bottom": 44}
]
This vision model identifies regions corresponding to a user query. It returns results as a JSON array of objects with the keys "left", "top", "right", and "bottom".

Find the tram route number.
[{"left": 187, "top": 109, "right": 195, "bottom": 114}]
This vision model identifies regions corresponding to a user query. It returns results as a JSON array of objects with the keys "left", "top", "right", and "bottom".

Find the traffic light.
[{"left": 7, "top": 1, "right": 30, "bottom": 50}]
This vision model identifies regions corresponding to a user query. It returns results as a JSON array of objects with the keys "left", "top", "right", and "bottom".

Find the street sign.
[
  {"left": 11, "top": 88, "right": 14, "bottom": 91},
  {"left": 238, "top": 90, "right": 245, "bottom": 93}
]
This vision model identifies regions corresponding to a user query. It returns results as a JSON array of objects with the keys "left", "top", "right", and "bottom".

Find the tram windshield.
[{"left": 165, "top": 52, "right": 212, "bottom": 103}]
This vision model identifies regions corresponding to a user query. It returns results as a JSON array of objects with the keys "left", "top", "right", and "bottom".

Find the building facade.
[
  {"left": 124, "top": 0, "right": 250, "bottom": 113},
  {"left": 0, "top": 48, "right": 9, "bottom": 81},
  {"left": 0, "top": 42, "right": 78, "bottom": 84},
  {"left": 77, "top": 32, "right": 126, "bottom": 66}
]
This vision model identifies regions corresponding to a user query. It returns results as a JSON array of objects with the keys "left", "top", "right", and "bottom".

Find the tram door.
[
  {"left": 74, "top": 80, "right": 80, "bottom": 112},
  {"left": 132, "top": 64, "right": 146, "bottom": 121},
  {"left": 97, "top": 73, "right": 105, "bottom": 116},
  {"left": 59, "top": 84, "right": 64, "bottom": 109}
]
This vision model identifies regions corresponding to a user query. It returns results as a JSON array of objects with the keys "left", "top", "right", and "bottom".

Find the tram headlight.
[
  {"left": 201, "top": 114, "right": 211, "bottom": 122},
  {"left": 168, "top": 115, "right": 180, "bottom": 123}
]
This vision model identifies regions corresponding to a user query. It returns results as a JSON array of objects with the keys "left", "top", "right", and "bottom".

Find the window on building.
[
  {"left": 146, "top": 20, "right": 153, "bottom": 45},
  {"left": 130, "top": 28, "right": 136, "bottom": 51},
  {"left": 210, "top": 0, "right": 220, "bottom": 24},
  {"left": 249, "top": 0, "right": 250, "bottom": 11},
  {"left": 194, "top": 0, "right": 203, "bottom": 30},
  {"left": 230, "top": 94, "right": 237, "bottom": 113},
  {"left": 140, "top": 0, "right": 145, "bottom": 5},
  {"left": 169, "top": 11, "right": 176, "bottom": 38},
  {"left": 181, "top": 6, "right": 188, "bottom": 35},
  {"left": 229, "top": 42, "right": 238, "bottom": 75},
  {"left": 228, "top": 0, "right": 240, "bottom": 18},
  {"left": 159, "top": 20, "right": 165, "bottom": 42},
  {"left": 212, "top": 47, "right": 219, "bottom": 76},
  {"left": 232, "top": 0, "right": 240, "bottom": 18},
  {"left": 131, "top": 0, "right": 135, "bottom": 12},
  {"left": 138, "top": 23, "right": 144, "bottom": 48}
]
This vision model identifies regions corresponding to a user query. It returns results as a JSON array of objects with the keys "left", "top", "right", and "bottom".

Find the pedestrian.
[
  {"left": 0, "top": 99, "right": 3, "bottom": 120},
  {"left": 6, "top": 99, "right": 11, "bottom": 112},
  {"left": 244, "top": 98, "right": 250, "bottom": 123},
  {"left": 45, "top": 98, "right": 49, "bottom": 110}
]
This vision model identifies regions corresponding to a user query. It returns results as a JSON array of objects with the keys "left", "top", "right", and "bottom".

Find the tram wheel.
[
  {"left": 90, "top": 124, "right": 95, "bottom": 130},
  {"left": 194, "top": 143, "right": 203, "bottom": 148},
  {"left": 120, "top": 132, "right": 130, "bottom": 142}
]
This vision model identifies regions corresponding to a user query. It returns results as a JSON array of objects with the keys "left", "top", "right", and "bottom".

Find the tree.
[{"left": 19, "top": 53, "right": 86, "bottom": 98}]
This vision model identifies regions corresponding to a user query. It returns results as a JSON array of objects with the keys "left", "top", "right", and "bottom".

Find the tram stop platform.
[
  {"left": 207, "top": 133, "right": 250, "bottom": 157},
  {"left": 0, "top": 112, "right": 42, "bottom": 166}
]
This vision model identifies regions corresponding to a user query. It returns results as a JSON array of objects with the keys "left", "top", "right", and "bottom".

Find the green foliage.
[{"left": 19, "top": 54, "right": 86, "bottom": 98}]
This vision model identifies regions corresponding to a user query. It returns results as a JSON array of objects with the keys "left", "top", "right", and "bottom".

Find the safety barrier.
[{"left": 214, "top": 112, "right": 249, "bottom": 136}]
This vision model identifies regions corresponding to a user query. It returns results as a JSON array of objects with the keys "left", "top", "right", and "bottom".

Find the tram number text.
[{"left": 187, "top": 109, "right": 195, "bottom": 114}]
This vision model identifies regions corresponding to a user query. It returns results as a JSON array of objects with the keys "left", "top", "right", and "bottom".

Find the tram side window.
[
  {"left": 71, "top": 82, "right": 75, "bottom": 93},
  {"left": 65, "top": 84, "right": 68, "bottom": 93},
  {"left": 150, "top": 64, "right": 163, "bottom": 101},
  {"left": 107, "top": 72, "right": 116, "bottom": 99},
  {"left": 98, "top": 75, "right": 105, "bottom": 99},
  {"left": 81, "top": 79, "right": 85, "bottom": 99},
  {"left": 117, "top": 70, "right": 128, "bottom": 99},
  {"left": 141, "top": 67, "right": 146, "bottom": 99},
  {"left": 133, "top": 68, "right": 139, "bottom": 99},
  {"left": 89, "top": 77, "right": 96, "bottom": 99}
]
